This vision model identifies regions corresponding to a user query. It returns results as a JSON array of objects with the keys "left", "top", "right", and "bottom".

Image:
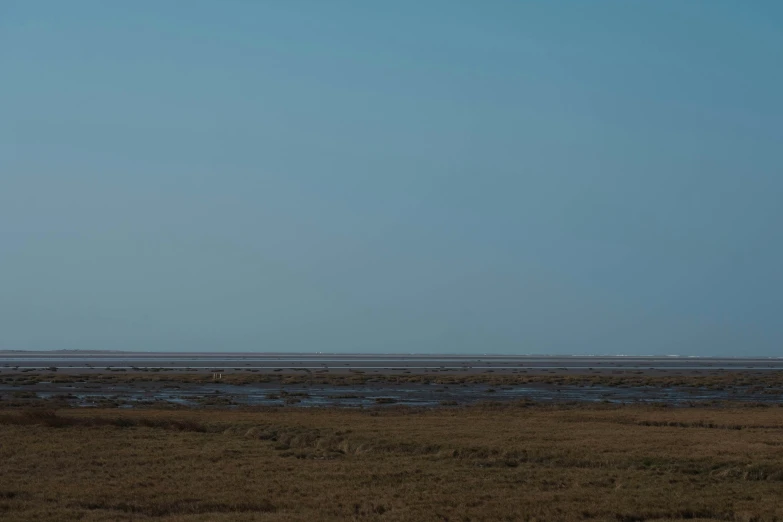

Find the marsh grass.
[
  {"left": 2, "top": 403, "right": 783, "bottom": 521},
  {"left": 4, "top": 370, "right": 783, "bottom": 395}
]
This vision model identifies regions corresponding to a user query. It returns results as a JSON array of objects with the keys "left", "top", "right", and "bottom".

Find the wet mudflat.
[
  {"left": 2, "top": 367, "right": 783, "bottom": 410},
  {"left": 4, "top": 379, "right": 782, "bottom": 408}
]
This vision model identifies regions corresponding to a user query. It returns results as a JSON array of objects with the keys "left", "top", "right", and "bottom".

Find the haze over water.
[
  {"left": 3, "top": 353, "right": 783, "bottom": 374},
  {"left": 2, "top": 2, "right": 782, "bottom": 356}
]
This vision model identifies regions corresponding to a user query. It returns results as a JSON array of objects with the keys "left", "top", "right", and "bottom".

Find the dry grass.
[{"left": 2, "top": 403, "right": 783, "bottom": 521}]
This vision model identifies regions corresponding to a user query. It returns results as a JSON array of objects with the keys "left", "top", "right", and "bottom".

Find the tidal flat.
[{"left": 2, "top": 354, "right": 783, "bottom": 409}]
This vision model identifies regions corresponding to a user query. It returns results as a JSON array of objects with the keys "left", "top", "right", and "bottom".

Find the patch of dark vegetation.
[
  {"left": 73, "top": 499, "right": 276, "bottom": 516},
  {"left": 0, "top": 409, "right": 209, "bottom": 432},
  {"left": 193, "top": 395, "right": 237, "bottom": 407},
  {"left": 637, "top": 420, "right": 748, "bottom": 430},
  {"left": 11, "top": 391, "right": 37, "bottom": 399},
  {"left": 613, "top": 508, "right": 738, "bottom": 521}
]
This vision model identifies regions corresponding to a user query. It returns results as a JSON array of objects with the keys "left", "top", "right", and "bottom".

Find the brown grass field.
[{"left": 2, "top": 383, "right": 783, "bottom": 521}]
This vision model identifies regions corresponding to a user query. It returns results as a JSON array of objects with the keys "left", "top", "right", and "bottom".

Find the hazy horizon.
[
  {"left": 2, "top": 2, "right": 782, "bottom": 356},
  {"left": 2, "top": 349, "right": 782, "bottom": 359}
]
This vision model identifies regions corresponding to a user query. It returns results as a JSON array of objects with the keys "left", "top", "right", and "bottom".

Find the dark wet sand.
[{"left": 4, "top": 376, "right": 783, "bottom": 408}]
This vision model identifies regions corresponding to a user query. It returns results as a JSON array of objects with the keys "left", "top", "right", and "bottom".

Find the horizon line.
[{"left": 0, "top": 349, "right": 780, "bottom": 359}]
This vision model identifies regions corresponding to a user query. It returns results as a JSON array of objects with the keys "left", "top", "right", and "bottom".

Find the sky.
[{"left": 1, "top": 1, "right": 782, "bottom": 356}]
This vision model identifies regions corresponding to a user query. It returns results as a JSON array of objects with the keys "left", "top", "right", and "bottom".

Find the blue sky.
[{"left": 1, "top": 1, "right": 781, "bottom": 355}]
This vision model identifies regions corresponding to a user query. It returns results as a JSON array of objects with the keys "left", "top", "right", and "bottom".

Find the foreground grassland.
[{"left": 2, "top": 404, "right": 783, "bottom": 521}]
